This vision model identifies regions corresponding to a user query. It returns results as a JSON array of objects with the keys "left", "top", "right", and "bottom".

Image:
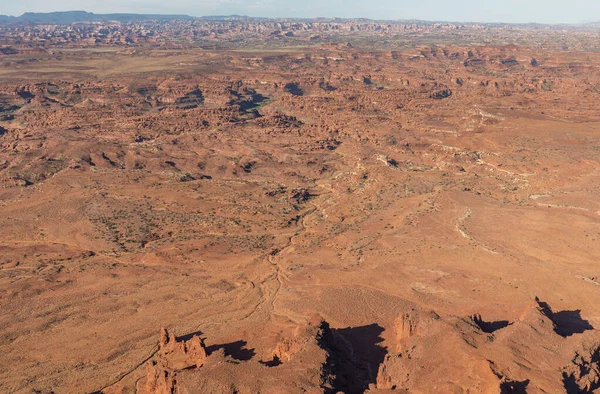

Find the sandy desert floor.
[{"left": 0, "top": 36, "right": 599, "bottom": 394}]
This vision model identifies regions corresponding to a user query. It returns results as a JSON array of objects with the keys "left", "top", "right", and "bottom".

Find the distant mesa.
[
  {"left": 2, "top": 10, "right": 595, "bottom": 27},
  {"left": 0, "top": 10, "right": 195, "bottom": 25}
]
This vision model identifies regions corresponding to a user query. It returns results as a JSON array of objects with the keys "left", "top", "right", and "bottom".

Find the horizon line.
[{"left": 0, "top": 10, "right": 597, "bottom": 26}]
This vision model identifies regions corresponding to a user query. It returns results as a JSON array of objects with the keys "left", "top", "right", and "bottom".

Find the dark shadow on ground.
[
  {"left": 176, "top": 330, "right": 204, "bottom": 342},
  {"left": 284, "top": 82, "right": 303, "bottom": 96},
  {"left": 321, "top": 323, "right": 387, "bottom": 394},
  {"left": 536, "top": 298, "right": 594, "bottom": 337},
  {"left": 206, "top": 340, "right": 255, "bottom": 361},
  {"left": 552, "top": 310, "right": 594, "bottom": 337},
  {"left": 500, "top": 379, "right": 530, "bottom": 393},
  {"left": 472, "top": 314, "right": 511, "bottom": 333},
  {"left": 239, "top": 92, "right": 267, "bottom": 113},
  {"left": 259, "top": 356, "right": 282, "bottom": 367},
  {"left": 563, "top": 373, "right": 582, "bottom": 394}
]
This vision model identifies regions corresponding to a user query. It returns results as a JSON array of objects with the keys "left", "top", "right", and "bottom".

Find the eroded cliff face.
[
  {"left": 131, "top": 319, "right": 333, "bottom": 394},
  {"left": 563, "top": 345, "right": 600, "bottom": 394},
  {"left": 367, "top": 299, "right": 600, "bottom": 394},
  {"left": 112, "top": 297, "right": 599, "bottom": 394}
]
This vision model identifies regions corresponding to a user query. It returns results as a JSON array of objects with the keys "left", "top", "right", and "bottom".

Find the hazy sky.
[{"left": 2, "top": 0, "right": 599, "bottom": 24}]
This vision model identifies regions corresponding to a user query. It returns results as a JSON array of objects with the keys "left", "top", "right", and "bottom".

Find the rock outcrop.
[
  {"left": 136, "top": 328, "right": 208, "bottom": 394},
  {"left": 562, "top": 344, "right": 600, "bottom": 393},
  {"left": 371, "top": 298, "right": 599, "bottom": 393},
  {"left": 157, "top": 327, "right": 208, "bottom": 370},
  {"left": 393, "top": 309, "right": 441, "bottom": 348},
  {"left": 142, "top": 360, "right": 176, "bottom": 394}
]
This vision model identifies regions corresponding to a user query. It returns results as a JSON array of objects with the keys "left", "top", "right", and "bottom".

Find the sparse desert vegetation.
[{"left": 0, "top": 13, "right": 599, "bottom": 394}]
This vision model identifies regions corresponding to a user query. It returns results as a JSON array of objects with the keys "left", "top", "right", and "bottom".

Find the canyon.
[{"left": 0, "top": 16, "right": 599, "bottom": 394}]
